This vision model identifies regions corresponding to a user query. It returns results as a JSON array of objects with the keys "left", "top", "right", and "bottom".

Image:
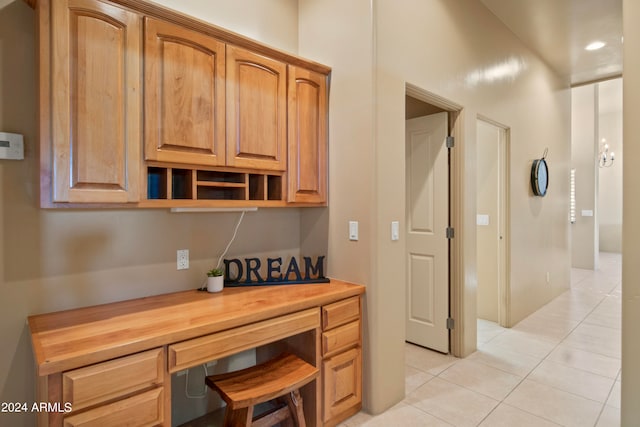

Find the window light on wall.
[{"left": 570, "top": 169, "right": 576, "bottom": 224}]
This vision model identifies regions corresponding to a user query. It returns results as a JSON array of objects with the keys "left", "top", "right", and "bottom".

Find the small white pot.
[{"left": 207, "top": 275, "right": 224, "bottom": 293}]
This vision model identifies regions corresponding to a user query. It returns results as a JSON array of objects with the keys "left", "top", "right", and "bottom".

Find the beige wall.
[
  {"left": 151, "top": 0, "right": 299, "bottom": 54},
  {"left": 571, "top": 85, "right": 599, "bottom": 269},
  {"left": 1, "top": 0, "right": 578, "bottom": 422},
  {"left": 301, "top": 0, "right": 571, "bottom": 414},
  {"left": 571, "top": 79, "right": 623, "bottom": 260},
  {"left": 374, "top": 0, "right": 571, "bottom": 335},
  {"left": 0, "top": 1, "right": 302, "bottom": 425},
  {"left": 622, "top": 0, "right": 640, "bottom": 423},
  {"left": 476, "top": 120, "right": 501, "bottom": 323},
  {"left": 598, "top": 79, "right": 623, "bottom": 254},
  {"left": 297, "top": 0, "right": 377, "bottom": 410}
]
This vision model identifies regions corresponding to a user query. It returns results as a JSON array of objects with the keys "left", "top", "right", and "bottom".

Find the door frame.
[
  {"left": 405, "top": 83, "right": 464, "bottom": 356},
  {"left": 477, "top": 115, "right": 511, "bottom": 328}
]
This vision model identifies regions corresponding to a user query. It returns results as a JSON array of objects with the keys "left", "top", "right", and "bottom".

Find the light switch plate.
[
  {"left": 349, "top": 221, "right": 358, "bottom": 241},
  {"left": 391, "top": 221, "right": 399, "bottom": 241},
  {"left": 0, "top": 132, "right": 24, "bottom": 160},
  {"left": 476, "top": 214, "right": 490, "bottom": 226}
]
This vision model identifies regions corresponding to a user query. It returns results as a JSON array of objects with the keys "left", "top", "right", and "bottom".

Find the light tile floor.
[{"left": 340, "top": 253, "right": 622, "bottom": 427}]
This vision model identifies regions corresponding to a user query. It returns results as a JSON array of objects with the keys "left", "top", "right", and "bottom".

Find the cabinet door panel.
[
  {"left": 287, "top": 66, "right": 328, "bottom": 204},
  {"left": 52, "top": 0, "right": 141, "bottom": 203},
  {"left": 227, "top": 46, "right": 287, "bottom": 171},
  {"left": 323, "top": 347, "right": 362, "bottom": 423},
  {"left": 145, "top": 18, "right": 225, "bottom": 166}
]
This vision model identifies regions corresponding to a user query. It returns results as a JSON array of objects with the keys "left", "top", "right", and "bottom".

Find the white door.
[{"left": 405, "top": 112, "right": 449, "bottom": 353}]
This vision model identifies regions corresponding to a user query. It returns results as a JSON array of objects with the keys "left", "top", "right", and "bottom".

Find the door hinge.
[
  {"left": 446, "top": 318, "right": 454, "bottom": 330},
  {"left": 446, "top": 227, "right": 455, "bottom": 239},
  {"left": 446, "top": 136, "right": 455, "bottom": 148}
]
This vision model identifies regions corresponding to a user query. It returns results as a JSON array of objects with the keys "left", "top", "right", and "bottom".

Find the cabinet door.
[
  {"left": 226, "top": 45, "right": 287, "bottom": 171},
  {"left": 144, "top": 18, "right": 226, "bottom": 167},
  {"left": 287, "top": 66, "right": 328, "bottom": 204},
  {"left": 51, "top": 0, "right": 141, "bottom": 203},
  {"left": 323, "top": 346, "right": 362, "bottom": 423}
]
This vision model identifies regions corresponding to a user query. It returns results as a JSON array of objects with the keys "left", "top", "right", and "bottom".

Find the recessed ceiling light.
[{"left": 585, "top": 41, "right": 606, "bottom": 51}]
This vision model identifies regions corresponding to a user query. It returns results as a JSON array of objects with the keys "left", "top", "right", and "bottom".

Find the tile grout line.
[{"left": 473, "top": 266, "right": 619, "bottom": 426}]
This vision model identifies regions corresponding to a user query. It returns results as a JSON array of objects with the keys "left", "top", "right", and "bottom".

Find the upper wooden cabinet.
[
  {"left": 37, "top": 0, "right": 330, "bottom": 208},
  {"left": 46, "top": 0, "right": 142, "bottom": 204},
  {"left": 226, "top": 45, "right": 287, "bottom": 171},
  {"left": 144, "top": 17, "right": 226, "bottom": 167},
  {"left": 287, "top": 66, "right": 328, "bottom": 204}
]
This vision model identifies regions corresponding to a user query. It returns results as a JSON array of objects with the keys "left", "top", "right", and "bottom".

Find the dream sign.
[{"left": 223, "top": 255, "right": 328, "bottom": 286}]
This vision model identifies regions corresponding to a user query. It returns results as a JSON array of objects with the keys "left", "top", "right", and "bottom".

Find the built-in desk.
[{"left": 28, "top": 279, "right": 365, "bottom": 427}]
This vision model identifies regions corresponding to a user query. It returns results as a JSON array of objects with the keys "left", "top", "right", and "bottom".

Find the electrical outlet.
[{"left": 177, "top": 249, "right": 189, "bottom": 270}]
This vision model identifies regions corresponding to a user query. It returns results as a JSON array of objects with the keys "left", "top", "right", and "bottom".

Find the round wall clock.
[{"left": 531, "top": 151, "right": 549, "bottom": 197}]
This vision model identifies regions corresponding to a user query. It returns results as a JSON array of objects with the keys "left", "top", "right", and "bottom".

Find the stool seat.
[{"left": 206, "top": 353, "right": 318, "bottom": 427}]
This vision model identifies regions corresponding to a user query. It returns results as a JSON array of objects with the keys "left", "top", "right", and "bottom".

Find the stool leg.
[
  {"left": 284, "top": 389, "right": 306, "bottom": 427},
  {"left": 224, "top": 405, "right": 253, "bottom": 427}
]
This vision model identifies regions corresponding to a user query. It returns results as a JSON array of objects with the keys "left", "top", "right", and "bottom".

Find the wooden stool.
[{"left": 205, "top": 353, "right": 318, "bottom": 427}]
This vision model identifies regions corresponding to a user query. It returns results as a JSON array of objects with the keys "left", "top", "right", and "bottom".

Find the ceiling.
[
  {"left": 480, "top": 0, "right": 622, "bottom": 86},
  {"left": 3, "top": 0, "right": 621, "bottom": 86}
]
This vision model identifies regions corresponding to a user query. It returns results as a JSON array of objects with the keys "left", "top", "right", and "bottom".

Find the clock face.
[{"left": 531, "top": 158, "right": 548, "bottom": 196}]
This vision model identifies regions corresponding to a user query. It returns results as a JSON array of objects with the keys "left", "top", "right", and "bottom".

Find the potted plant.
[{"left": 206, "top": 267, "right": 225, "bottom": 293}]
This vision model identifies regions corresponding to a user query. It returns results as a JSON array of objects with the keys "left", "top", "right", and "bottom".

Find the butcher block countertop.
[{"left": 28, "top": 279, "right": 365, "bottom": 376}]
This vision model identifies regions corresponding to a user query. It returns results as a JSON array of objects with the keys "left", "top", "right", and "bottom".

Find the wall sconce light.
[{"left": 599, "top": 138, "right": 615, "bottom": 168}]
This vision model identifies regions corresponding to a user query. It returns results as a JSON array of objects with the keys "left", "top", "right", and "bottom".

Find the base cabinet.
[
  {"left": 322, "top": 347, "right": 362, "bottom": 425},
  {"left": 321, "top": 297, "right": 362, "bottom": 426},
  {"left": 60, "top": 348, "right": 167, "bottom": 427},
  {"left": 29, "top": 284, "right": 364, "bottom": 427},
  {"left": 63, "top": 388, "right": 164, "bottom": 427}
]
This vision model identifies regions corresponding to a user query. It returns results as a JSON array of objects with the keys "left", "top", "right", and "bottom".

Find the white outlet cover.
[{"left": 177, "top": 249, "right": 189, "bottom": 270}]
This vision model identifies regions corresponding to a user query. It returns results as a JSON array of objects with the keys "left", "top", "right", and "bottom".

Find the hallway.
[{"left": 342, "top": 253, "right": 621, "bottom": 426}]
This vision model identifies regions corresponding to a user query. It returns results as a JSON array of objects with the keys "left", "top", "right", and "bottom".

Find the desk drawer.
[
  {"left": 63, "top": 348, "right": 163, "bottom": 411},
  {"left": 169, "top": 308, "right": 320, "bottom": 373},
  {"left": 63, "top": 387, "right": 163, "bottom": 427},
  {"left": 322, "top": 320, "right": 360, "bottom": 357},
  {"left": 322, "top": 297, "right": 360, "bottom": 330}
]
